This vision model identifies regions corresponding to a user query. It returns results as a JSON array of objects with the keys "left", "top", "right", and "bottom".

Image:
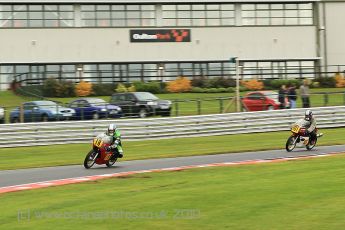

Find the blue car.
[
  {"left": 67, "top": 98, "right": 122, "bottom": 120},
  {"left": 10, "top": 100, "right": 76, "bottom": 123}
]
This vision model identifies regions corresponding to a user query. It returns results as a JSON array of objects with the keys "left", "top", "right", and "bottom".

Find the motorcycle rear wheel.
[
  {"left": 84, "top": 150, "right": 98, "bottom": 169},
  {"left": 306, "top": 137, "right": 317, "bottom": 150},
  {"left": 286, "top": 136, "right": 297, "bottom": 152},
  {"left": 106, "top": 151, "right": 118, "bottom": 167},
  {"left": 106, "top": 157, "right": 118, "bottom": 167}
]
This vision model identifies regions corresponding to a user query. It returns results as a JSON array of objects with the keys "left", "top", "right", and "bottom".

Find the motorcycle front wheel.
[
  {"left": 286, "top": 136, "right": 297, "bottom": 152},
  {"left": 306, "top": 137, "right": 317, "bottom": 150},
  {"left": 84, "top": 150, "right": 98, "bottom": 169}
]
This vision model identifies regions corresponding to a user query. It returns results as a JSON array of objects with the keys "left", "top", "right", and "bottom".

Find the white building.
[{"left": 0, "top": 0, "right": 344, "bottom": 89}]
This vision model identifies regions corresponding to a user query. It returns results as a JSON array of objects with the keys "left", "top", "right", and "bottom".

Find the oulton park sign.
[{"left": 130, "top": 29, "right": 191, "bottom": 42}]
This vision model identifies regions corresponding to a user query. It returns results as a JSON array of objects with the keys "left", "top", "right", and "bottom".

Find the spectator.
[
  {"left": 287, "top": 83, "right": 297, "bottom": 109},
  {"left": 300, "top": 79, "right": 310, "bottom": 108},
  {"left": 278, "top": 84, "right": 287, "bottom": 109}
]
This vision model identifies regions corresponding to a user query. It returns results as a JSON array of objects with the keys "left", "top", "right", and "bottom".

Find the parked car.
[
  {"left": 67, "top": 98, "right": 122, "bottom": 120},
  {"left": 242, "top": 91, "right": 289, "bottom": 111},
  {"left": 10, "top": 100, "right": 75, "bottom": 123},
  {"left": 110, "top": 92, "right": 172, "bottom": 118},
  {"left": 0, "top": 106, "right": 4, "bottom": 124}
]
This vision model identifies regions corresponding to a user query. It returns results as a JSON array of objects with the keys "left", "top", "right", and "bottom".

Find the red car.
[{"left": 242, "top": 91, "right": 289, "bottom": 111}]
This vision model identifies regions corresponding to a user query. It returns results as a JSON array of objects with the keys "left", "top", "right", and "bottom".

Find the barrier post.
[
  {"left": 219, "top": 98, "right": 223, "bottom": 113},
  {"left": 197, "top": 99, "right": 201, "bottom": 115},
  {"left": 324, "top": 93, "right": 329, "bottom": 106},
  {"left": 174, "top": 100, "right": 179, "bottom": 117},
  {"left": 20, "top": 104, "right": 24, "bottom": 123}
]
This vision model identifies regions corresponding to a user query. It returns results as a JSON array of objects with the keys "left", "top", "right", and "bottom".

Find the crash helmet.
[
  {"left": 304, "top": 110, "right": 313, "bottom": 121},
  {"left": 107, "top": 124, "right": 117, "bottom": 136}
]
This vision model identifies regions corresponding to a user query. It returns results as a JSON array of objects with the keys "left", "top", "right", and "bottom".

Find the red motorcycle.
[
  {"left": 83, "top": 136, "right": 119, "bottom": 169},
  {"left": 285, "top": 121, "right": 320, "bottom": 152}
]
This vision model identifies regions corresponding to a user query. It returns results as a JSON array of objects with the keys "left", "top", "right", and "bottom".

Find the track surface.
[{"left": 1, "top": 145, "right": 345, "bottom": 188}]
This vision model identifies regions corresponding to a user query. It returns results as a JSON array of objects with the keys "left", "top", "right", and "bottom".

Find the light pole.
[
  {"left": 77, "top": 65, "right": 83, "bottom": 81},
  {"left": 158, "top": 64, "right": 165, "bottom": 91},
  {"left": 235, "top": 58, "right": 241, "bottom": 112}
]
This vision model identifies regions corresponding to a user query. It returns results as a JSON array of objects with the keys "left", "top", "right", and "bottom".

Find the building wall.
[
  {"left": 324, "top": 2, "right": 345, "bottom": 66},
  {"left": 0, "top": 26, "right": 316, "bottom": 63}
]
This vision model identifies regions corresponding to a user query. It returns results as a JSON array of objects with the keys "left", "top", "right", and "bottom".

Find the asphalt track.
[{"left": 1, "top": 144, "right": 345, "bottom": 188}]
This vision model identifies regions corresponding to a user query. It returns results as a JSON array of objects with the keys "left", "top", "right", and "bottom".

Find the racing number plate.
[
  {"left": 93, "top": 138, "right": 103, "bottom": 148},
  {"left": 291, "top": 125, "right": 300, "bottom": 133}
]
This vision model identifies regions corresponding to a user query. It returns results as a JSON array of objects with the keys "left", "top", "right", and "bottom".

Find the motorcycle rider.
[
  {"left": 104, "top": 124, "right": 124, "bottom": 158},
  {"left": 301, "top": 110, "right": 322, "bottom": 142}
]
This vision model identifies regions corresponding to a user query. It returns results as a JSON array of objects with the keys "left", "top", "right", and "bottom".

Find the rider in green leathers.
[{"left": 105, "top": 124, "right": 124, "bottom": 158}]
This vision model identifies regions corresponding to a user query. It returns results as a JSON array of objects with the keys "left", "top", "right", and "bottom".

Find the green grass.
[
  {"left": 1, "top": 127, "right": 345, "bottom": 171},
  {"left": 2, "top": 154, "right": 345, "bottom": 229}
]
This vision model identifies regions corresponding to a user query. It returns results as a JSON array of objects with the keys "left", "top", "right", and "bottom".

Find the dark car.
[
  {"left": 10, "top": 100, "right": 75, "bottom": 123},
  {"left": 0, "top": 106, "right": 4, "bottom": 124},
  {"left": 242, "top": 91, "right": 289, "bottom": 111},
  {"left": 110, "top": 92, "right": 172, "bottom": 118},
  {"left": 67, "top": 98, "right": 122, "bottom": 120}
]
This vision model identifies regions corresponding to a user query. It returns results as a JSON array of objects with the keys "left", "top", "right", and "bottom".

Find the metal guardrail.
[{"left": 0, "top": 106, "right": 344, "bottom": 148}]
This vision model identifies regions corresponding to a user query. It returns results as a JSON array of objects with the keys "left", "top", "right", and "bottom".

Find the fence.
[
  {"left": 0, "top": 106, "right": 344, "bottom": 148},
  {"left": 2, "top": 91, "right": 345, "bottom": 124}
]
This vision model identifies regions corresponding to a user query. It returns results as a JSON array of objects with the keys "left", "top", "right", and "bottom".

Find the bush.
[
  {"left": 115, "top": 83, "right": 128, "bottom": 93},
  {"left": 127, "top": 84, "right": 136, "bottom": 92},
  {"left": 190, "top": 87, "right": 204, "bottom": 93},
  {"left": 75, "top": 81, "right": 93, "bottom": 96},
  {"left": 43, "top": 78, "right": 59, "bottom": 97},
  {"left": 92, "top": 83, "right": 117, "bottom": 96},
  {"left": 166, "top": 76, "right": 192, "bottom": 93},
  {"left": 334, "top": 73, "right": 345, "bottom": 88},
  {"left": 241, "top": 79, "right": 264, "bottom": 90},
  {"left": 133, "top": 81, "right": 162, "bottom": 94},
  {"left": 56, "top": 81, "right": 75, "bottom": 97},
  {"left": 191, "top": 77, "right": 236, "bottom": 89},
  {"left": 214, "top": 77, "right": 236, "bottom": 88},
  {"left": 42, "top": 78, "right": 75, "bottom": 97},
  {"left": 263, "top": 79, "right": 301, "bottom": 89},
  {"left": 190, "top": 87, "right": 235, "bottom": 93},
  {"left": 191, "top": 76, "right": 207, "bottom": 88},
  {"left": 313, "top": 77, "right": 336, "bottom": 88}
]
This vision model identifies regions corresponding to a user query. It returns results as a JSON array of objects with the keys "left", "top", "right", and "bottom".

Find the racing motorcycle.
[
  {"left": 83, "top": 134, "right": 119, "bottom": 169},
  {"left": 285, "top": 120, "right": 322, "bottom": 152}
]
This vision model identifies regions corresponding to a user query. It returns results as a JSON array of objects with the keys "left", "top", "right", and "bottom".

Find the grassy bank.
[
  {"left": 0, "top": 127, "right": 345, "bottom": 170},
  {"left": 2, "top": 154, "right": 345, "bottom": 229}
]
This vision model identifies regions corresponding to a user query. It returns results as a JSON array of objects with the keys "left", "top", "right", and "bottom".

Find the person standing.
[
  {"left": 287, "top": 83, "right": 297, "bottom": 109},
  {"left": 278, "top": 84, "right": 287, "bottom": 109},
  {"left": 300, "top": 79, "right": 310, "bottom": 108}
]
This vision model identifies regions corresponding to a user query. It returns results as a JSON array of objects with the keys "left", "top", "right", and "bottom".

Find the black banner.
[{"left": 130, "top": 29, "right": 191, "bottom": 43}]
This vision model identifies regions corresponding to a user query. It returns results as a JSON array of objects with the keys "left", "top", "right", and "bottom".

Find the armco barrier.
[{"left": 0, "top": 106, "right": 343, "bottom": 148}]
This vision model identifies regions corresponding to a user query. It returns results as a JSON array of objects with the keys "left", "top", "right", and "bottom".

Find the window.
[
  {"left": 241, "top": 3, "right": 313, "bottom": 26},
  {"left": 0, "top": 4, "right": 74, "bottom": 27},
  {"left": 162, "top": 4, "right": 235, "bottom": 27},
  {"left": 81, "top": 4, "right": 156, "bottom": 27},
  {"left": 248, "top": 93, "right": 263, "bottom": 100}
]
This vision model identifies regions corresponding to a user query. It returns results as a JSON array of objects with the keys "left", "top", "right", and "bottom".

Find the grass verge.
[
  {"left": 2, "top": 154, "right": 345, "bottom": 229},
  {"left": 1, "top": 127, "right": 345, "bottom": 170}
]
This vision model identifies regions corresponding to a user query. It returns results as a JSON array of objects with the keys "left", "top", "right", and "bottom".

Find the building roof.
[{"left": 0, "top": 0, "right": 320, "bottom": 3}]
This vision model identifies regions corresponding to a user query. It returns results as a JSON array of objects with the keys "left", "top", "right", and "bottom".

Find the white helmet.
[
  {"left": 107, "top": 124, "right": 117, "bottom": 136},
  {"left": 304, "top": 110, "right": 313, "bottom": 121}
]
